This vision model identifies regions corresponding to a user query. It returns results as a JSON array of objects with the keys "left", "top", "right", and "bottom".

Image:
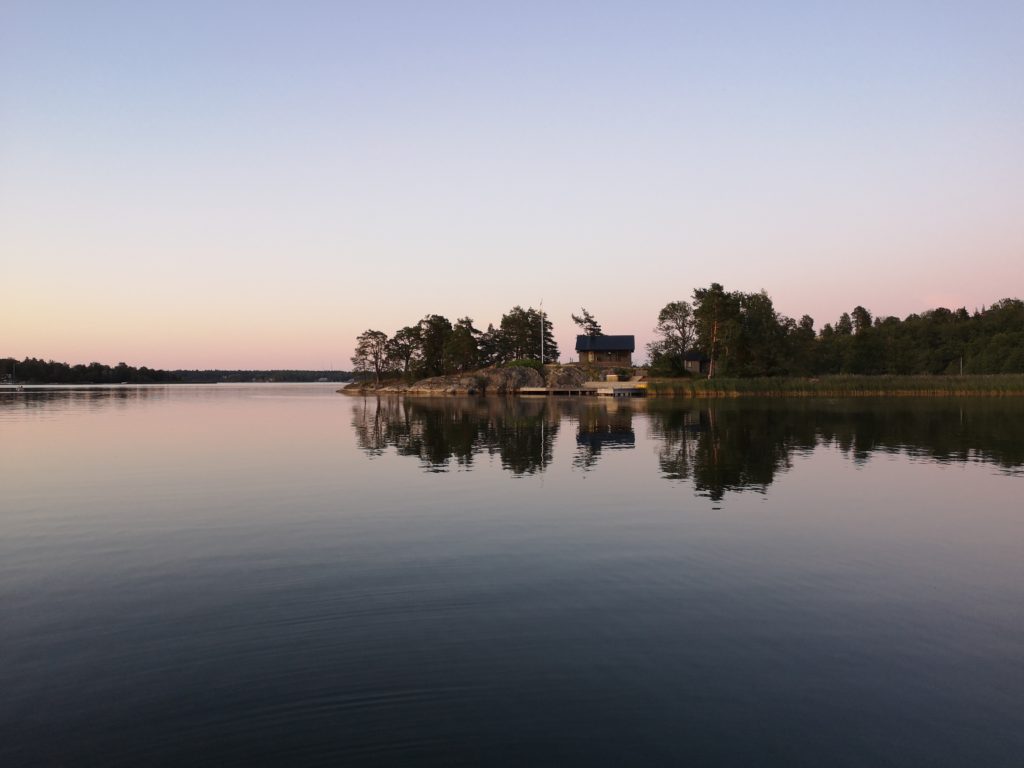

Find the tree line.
[
  {"left": 2, "top": 358, "right": 353, "bottom": 384},
  {"left": 2, "top": 358, "right": 181, "bottom": 384},
  {"left": 646, "top": 284, "right": 1024, "bottom": 377},
  {"left": 174, "top": 370, "right": 352, "bottom": 383},
  {"left": 353, "top": 288, "right": 1024, "bottom": 382},
  {"left": 352, "top": 306, "right": 558, "bottom": 383}
]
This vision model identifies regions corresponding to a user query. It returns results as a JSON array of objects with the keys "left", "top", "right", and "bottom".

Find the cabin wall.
[{"left": 580, "top": 350, "right": 632, "bottom": 366}]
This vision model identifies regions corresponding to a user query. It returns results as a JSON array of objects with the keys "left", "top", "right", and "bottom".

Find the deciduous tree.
[
  {"left": 352, "top": 329, "right": 390, "bottom": 384},
  {"left": 647, "top": 300, "right": 695, "bottom": 375},
  {"left": 386, "top": 325, "right": 421, "bottom": 376}
]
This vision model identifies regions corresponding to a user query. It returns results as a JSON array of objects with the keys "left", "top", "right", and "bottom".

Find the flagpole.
[{"left": 540, "top": 299, "right": 544, "bottom": 366}]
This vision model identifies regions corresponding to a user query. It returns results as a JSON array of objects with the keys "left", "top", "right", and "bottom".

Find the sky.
[{"left": 2, "top": 0, "right": 1022, "bottom": 369}]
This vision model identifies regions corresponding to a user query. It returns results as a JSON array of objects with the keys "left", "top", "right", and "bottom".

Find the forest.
[{"left": 645, "top": 285, "right": 1024, "bottom": 377}]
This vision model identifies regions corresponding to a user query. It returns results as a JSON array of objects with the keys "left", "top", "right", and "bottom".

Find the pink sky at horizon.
[
  {"left": 3, "top": 1, "right": 1022, "bottom": 369},
  {"left": 5, "top": 255, "right": 1020, "bottom": 370}
]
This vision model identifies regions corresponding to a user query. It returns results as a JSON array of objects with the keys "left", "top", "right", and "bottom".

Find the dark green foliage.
[
  {"left": 692, "top": 283, "right": 741, "bottom": 378},
  {"left": 729, "top": 290, "right": 790, "bottom": 377},
  {"left": 477, "top": 324, "right": 501, "bottom": 368},
  {"left": 416, "top": 315, "right": 454, "bottom": 378},
  {"left": 497, "top": 306, "right": 558, "bottom": 363},
  {"left": 387, "top": 325, "right": 422, "bottom": 376},
  {"left": 647, "top": 300, "right": 695, "bottom": 376},
  {"left": 648, "top": 356, "right": 690, "bottom": 377},
  {"left": 851, "top": 306, "right": 872, "bottom": 334},
  {"left": 787, "top": 315, "right": 817, "bottom": 376},
  {"left": 445, "top": 317, "right": 481, "bottom": 373}
]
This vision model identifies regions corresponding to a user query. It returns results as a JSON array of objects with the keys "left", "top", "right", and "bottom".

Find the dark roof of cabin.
[
  {"left": 575, "top": 335, "right": 635, "bottom": 352},
  {"left": 683, "top": 350, "right": 709, "bottom": 361}
]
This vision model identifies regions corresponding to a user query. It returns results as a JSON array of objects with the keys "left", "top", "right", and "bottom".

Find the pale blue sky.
[{"left": 2, "top": 1, "right": 1022, "bottom": 367}]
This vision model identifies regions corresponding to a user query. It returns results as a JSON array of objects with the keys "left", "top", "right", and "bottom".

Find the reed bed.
[{"left": 644, "top": 374, "right": 1024, "bottom": 398}]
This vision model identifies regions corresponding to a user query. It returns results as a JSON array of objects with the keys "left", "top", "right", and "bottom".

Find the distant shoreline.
[
  {"left": 0, "top": 357, "right": 353, "bottom": 386},
  {"left": 1, "top": 381, "right": 347, "bottom": 389}
]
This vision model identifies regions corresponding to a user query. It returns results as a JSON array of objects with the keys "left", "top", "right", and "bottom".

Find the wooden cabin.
[
  {"left": 576, "top": 335, "right": 635, "bottom": 367},
  {"left": 683, "top": 350, "right": 710, "bottom": 375}
]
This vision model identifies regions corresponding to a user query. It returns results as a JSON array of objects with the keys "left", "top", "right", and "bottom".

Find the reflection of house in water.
[{"left": 574, "top": 402, "right": 635, "bottom": 470}]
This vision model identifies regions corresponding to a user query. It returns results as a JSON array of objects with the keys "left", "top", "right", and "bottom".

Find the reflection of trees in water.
[
  {"left": 1, "top": 387, "right": 169, "bottom": 416},
  {"left": 350, "top": 397, "right": 559, "bottom": 475},
  {"left": 352, "top": 396, "right": 1024, "bottom": 489},
  {"left": 810, "top": 399, "right": 1024, "bottom": 471},
  {"left": 350, "top": 398, "right": 481, "bottom": 469},
  {"left": 648, "top": 398, "right": 1024, "bottom": 499},
  {"left": 483, "top": 402, "right": 559, "bottom": 475},
  {"left": 573, "top": 402, "right": 636, "bottom": 471},
  {"left": 648, "top": 404, "right": 809, "bottom": 500}
]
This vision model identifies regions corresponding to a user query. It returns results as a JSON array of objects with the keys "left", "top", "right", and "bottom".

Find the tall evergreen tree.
[
  {"left": 445, "top": 317, "right": 481, "bottom": 372},
  {"left": 851, "top": 306, "right": 873, "bottom": 335},
  {"left": 498, "top": 306, "right": 558, "bottom": 362},
  {"left": 417, "top": 315, "right": 453, "bottom": 377},
  {"left": 692, "top": 283, "right": 741, "bottom": 378},
  {"left": 478, "top": 324, "right": 502, "bottom": 367}
]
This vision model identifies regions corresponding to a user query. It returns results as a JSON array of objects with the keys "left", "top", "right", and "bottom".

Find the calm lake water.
[{"left": 2, "top": 384, "right": 1022, "bottom": 766}]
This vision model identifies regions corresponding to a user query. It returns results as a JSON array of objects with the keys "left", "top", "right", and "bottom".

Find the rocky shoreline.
[{"left": 340, "top": 365, "right": 593, "bottom": 396}]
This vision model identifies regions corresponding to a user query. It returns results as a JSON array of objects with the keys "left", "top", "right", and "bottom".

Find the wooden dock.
[{"left": 519, "top": 381, "right": 647, "bottom": 397}]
